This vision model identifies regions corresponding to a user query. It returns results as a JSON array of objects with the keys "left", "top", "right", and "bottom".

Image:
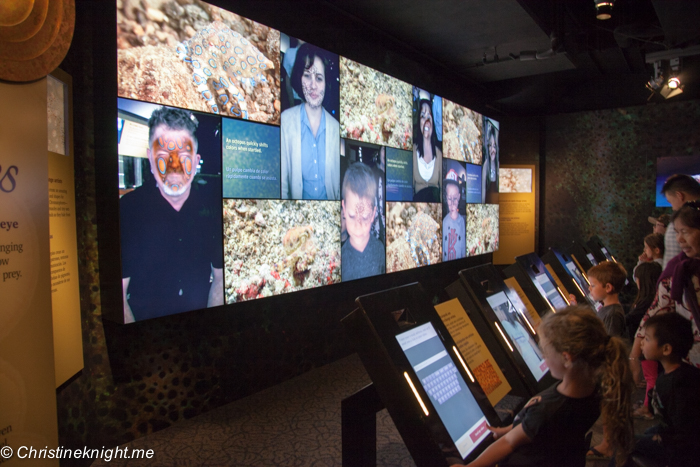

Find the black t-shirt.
[
  {"left": 502, "top": 383, "right": 600, "bottom": 467},
  {"left": 341, "top": 235, "right": 385, "bottom": 281},
  {"left": 650, "top": 362, "right": 700, "bottom": 463},
  {"left": 120, "top": 179, "right": 223, "bottom": 320}
]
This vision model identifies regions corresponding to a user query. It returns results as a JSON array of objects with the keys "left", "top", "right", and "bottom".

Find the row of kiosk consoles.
[{"left": 341, "top": 236, "right": 618, "bottom": 466}]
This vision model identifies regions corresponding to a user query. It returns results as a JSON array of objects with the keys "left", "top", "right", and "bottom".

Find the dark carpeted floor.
[{"left": 91, "top": 354, "right": 654, "bottom": 466}]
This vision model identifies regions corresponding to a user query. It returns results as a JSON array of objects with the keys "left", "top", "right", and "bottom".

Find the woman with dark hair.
[
  {"left": 482, "top": 120, "right": 499, "bottom": 202},
  {"left": 281, "top": 43, "right": 339, "bottom": 200},
  {"left": 629, "top": 201, "right": 700, "bottom": 381},
  {"left": 413, "top": 98, "right": 442, "bottom": 202}
]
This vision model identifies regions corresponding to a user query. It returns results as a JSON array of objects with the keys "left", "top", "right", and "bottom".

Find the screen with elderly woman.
[{"left": 115, "top": 0, "right": 501, "bottom": 322}]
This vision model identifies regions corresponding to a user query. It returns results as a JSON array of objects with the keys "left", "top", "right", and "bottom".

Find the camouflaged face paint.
[
  {"left": 152, "top": 135, "right": 195, "bottom": 193},
  {"left": 350, "top": 198, "right": 373, "bottom": 225},
  {"left": 301, "top": 60, "right": 325, "bottom": 109}
]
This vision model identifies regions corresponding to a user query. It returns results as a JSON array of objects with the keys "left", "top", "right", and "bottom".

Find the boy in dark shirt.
[
  {"left": 587, "top": 261, "right": 627, "bottom": 338},
  {"left": 636, "top": 312, "right": 700, "bottom": 466},
  {"left": 341, "top": 163, "right": 385, "bottom": 280}
]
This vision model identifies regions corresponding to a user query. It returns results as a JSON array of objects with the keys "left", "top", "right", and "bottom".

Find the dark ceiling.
[{"left": 326, "top": 0, "right": 700, "bottom": 116}]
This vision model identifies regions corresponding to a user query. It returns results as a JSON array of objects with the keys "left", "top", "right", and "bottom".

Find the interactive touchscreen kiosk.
[
  {"left": 343, "top": 283, "right": 499, "bottom": 466},
  {"left": 504, "top": 253, "right": 569, "bottom": 317},
  {"left": 449, "top": 264, "right": 555, "bottom": 396},
  {"left": 541, "top": 248, "right": 595, "bottom": 307},
  {"left": 567, "top": 240, "right": 599, "bottom": 274},
  {"left": 588, "top": 235, "right": 618, "bottom": 263}
]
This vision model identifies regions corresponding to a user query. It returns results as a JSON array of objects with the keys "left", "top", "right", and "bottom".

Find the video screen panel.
[
  {"left": 442, "top": 99, "right": 483, "bottom": 164},
  {"left": 118, "top": 99, "right": 224, "bottom": 321},
  {"left": 499, "top": 168, "right": 532, "bottom": 193},
  {"left": 466, "top": 204, "right": 499, "bottom": 256},
  {"left": 412, "top": 87, "right": 443, "bottom": 203},
  {"left": 279, "top": 34, "right": 341, "bottom": 201},
  {"left": 465, "top": 163, "right": 482, "bottom": 203},
  {"left": 339, "top": 58, "right": 412, "bottom": 150},
  {"left": 396, "top": 322, "right": 490, "bottom": 459},
  {"left": 340, "top": 141, "right": 386, "bottom": 281},
  {"left": 485, "top": 292, "right": 548, "bottom": 382},
  {"left": 386, "top": 202, "right": 442, "bottom": 273},
  {"left": 117, "top": 1, "right": 280, "bottom": 123},
  {"left": 482, "top": 118, "right": 499, "bottom": 204},
  {"left": 114, "top": 0, "right": 500, "bottom": 322},
  {"left": 222, "top": 117, "right": 280, "bottom": 199},
  {"left": 655, "top": 155, "right": 700, "bottom": 207},
  {"left": 386, "top": 147, "right": 414, "bottom": 201},
  {"left": 223, "top": 200, "right": 341, "bottom": 303},
  {"left": 442, "top": 159, "right": 467, "bottom": 261}
]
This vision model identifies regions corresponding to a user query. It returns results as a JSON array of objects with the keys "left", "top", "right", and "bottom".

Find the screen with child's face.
[{"left": 115, "top": 0, "right": 501, "bottom": 322}]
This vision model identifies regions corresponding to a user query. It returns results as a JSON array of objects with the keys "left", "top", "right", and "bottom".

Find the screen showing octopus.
[
  {"left": 117, "top": 0, "right": 281, "bottom": 124},
  {"left": 223, "top": 200, "right": 341, "bottom": 303},
  {"left": 339, "top": 57, "right": 412, "bottom": 150}
]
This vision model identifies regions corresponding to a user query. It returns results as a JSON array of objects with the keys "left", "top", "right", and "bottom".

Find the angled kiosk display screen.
[
  {"left": 343, "top": 283, "right": 499, "bottom": 465},
  {"left": 504, "top": 253, "right": 569, "bottom": 317},
  {"left": 452, "top": 264, "right": 555, "bottom": 395},
  {"left": 588, "top": 235, "right": 617, "bottom": 263},
  {"left": 568, "top": 240, "right": 599, "bottom": 273},
  {"left": 542, "top": 248, "right": 595, "bottom": 307},
  {"left": 396, "top": 322, "right": 491, "bottom": 459},
  {"left": 485, "top": 292, "right": 548, "bottom": 382}
]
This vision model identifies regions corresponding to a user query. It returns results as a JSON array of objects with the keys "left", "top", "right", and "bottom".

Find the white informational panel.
[{"left": 0, "top": 79, "right": 59, "bottom": 465}]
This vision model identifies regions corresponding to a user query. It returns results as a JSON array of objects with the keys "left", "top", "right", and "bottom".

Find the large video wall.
[{"left": 116, "top": 0, "right": 500, "bottom": 322}]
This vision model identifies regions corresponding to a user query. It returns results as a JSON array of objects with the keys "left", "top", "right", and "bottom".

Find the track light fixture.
[
  {"left": 646, "top": 58, "right": 684, "bottom": 100},
  {"left": 594, "top": 0, "right": 615, "bottom": 20}
]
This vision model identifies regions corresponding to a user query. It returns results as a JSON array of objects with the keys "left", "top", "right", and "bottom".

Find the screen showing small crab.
[
  {"left": 499, "top": 168, "right": 532, "bottom": 194},
  {"left": 117, "top": 0, "right": 281, "bottom": 124},
  {"left": 466, "top": 204, "right": 499, "bottom": 257},
  {"left": 386, "top": 202, "right": 442, "bottom": 273},
  {"left": 223, "top": 199, "right": 341, "bottom": 303},
  {"left": 442, "top": 99, "right": 483, "bottom": 164},
  {"left": 339, "top": 58, "right": 412, "bottom": 150}
]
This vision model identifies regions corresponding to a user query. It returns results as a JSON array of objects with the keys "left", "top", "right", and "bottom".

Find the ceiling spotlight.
[
  {"left": 660, "top": 83, "right": 684, "bottom": 99},
  {"left": 594, "top": 0, "right": 615, "bottom": 20},
  {"left": 668, "top": 76, "right": 681, "bottom": 89}
]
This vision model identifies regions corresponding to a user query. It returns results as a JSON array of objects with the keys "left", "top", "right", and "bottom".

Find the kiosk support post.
[{"left": 341, "top": 383, "right": 385, "bottom": 467}]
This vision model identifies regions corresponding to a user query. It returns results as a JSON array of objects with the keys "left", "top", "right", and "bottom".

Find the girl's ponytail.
[
  {"left": 539, "top": 306, "right": 635, "bottom": 466},
  {"left": 599, "top": 336, "right": 634, "bottom": 466}
]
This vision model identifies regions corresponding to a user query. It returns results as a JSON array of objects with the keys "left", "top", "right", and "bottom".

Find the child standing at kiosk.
[{"left": 455, "top": 306, "right": 633, "bottom": 467}]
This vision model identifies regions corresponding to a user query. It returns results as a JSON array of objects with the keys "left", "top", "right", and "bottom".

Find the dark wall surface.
[{"left": 543, "top": 100, "right": 700, "bottom": 274}]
